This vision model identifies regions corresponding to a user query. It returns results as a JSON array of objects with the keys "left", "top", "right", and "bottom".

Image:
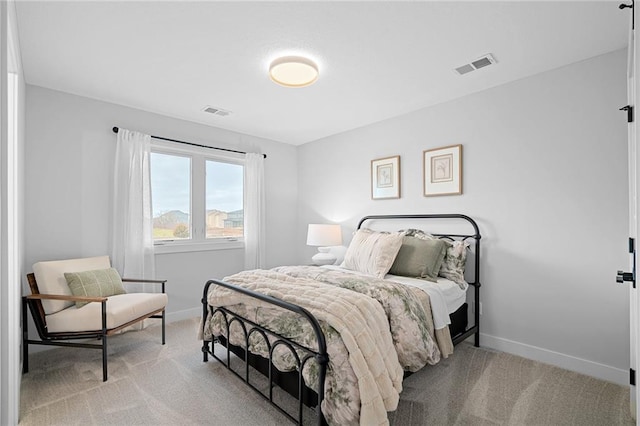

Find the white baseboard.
[
  {"left": 166, "top": 307, "right": 201, "bottom": 323},
  {"left": 480, "top": 332, "right": 628, "bottom": 386}
]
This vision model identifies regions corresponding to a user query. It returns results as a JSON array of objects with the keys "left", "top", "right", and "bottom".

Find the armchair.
[{"left": 22, "top": 255, "right": 168, "bottom": 381}]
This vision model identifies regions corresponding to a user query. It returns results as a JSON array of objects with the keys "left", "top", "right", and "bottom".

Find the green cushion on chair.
[{"left": 64, "top": 268, "right": 126, "bottom": 308}]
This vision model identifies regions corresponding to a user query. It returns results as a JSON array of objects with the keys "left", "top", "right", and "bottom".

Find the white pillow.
[{"left": 342, "top": 228, "right": 403, "bottom": 278}]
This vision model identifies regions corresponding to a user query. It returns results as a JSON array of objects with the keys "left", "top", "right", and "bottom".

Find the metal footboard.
[{"left": 201, "top": 279, "right": 328, "bottom": 425}]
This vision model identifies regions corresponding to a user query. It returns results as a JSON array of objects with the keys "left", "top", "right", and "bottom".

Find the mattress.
[{"left": 322, "top": 265, "right": 467, "bottom": 330}]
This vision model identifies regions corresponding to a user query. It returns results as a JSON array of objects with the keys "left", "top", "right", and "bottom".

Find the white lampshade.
[
  {"left": 307, "top": 224, "right": 342, "bottom": 266},
  {"left": 306, "top": 224, "right": 342, "bottom": 247}
]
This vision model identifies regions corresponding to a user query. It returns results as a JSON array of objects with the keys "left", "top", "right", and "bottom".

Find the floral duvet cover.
[{"left": 202, "top": 266, "right": 441, "bottom": 426}]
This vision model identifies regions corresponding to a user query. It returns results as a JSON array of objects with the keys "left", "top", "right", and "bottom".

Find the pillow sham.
[
  {"left": 64, "top": 267, "right": 126, "bottom": 308},
  {"left": 388, "top": 236, "right": 448, "bottom": 282},
  {"left": 402, "top": 228, "right": 470, "bottom": 288},
  {"left": 342, "top": 228, "right": 404, "bottom": 278},
  {"left": 438, "top": 240, "right": 470, "bottom": 286}
]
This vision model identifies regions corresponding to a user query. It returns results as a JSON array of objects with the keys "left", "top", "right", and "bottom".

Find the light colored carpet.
[{"left": 20, "top": 318, "right": 635, "bottom": 425}]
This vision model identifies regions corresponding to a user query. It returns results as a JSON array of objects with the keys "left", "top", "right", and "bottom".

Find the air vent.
[
  {"left": 202, "top": 106, "right": 232, "bottom": 117},
  {"left": 455, "top": 64, "right": 475, "bottom": 75},
  {"left": 454, "top": 54, "right": 497, "bottom": 76}
]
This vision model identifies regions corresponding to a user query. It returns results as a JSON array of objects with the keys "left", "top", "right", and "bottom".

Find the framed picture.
[
  {"left": 371, "top": 155, "right": 401, "bottom": 199},
  {"left": 423, "top": 144, "right": 462, "bottom": 196}
]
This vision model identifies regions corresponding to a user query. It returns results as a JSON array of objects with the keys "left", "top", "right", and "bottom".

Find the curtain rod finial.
[{"left": 112, "top": 127, "right": 119, "bottom": 133}]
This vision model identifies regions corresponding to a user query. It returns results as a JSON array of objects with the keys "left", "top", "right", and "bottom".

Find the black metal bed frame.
[
  {"left": 357, "top": 214, "right": 482, "bottom": 347},
  {"left": 201, "top": 279, "right": 329, "bottom": 425},
  {"left": 201, "top": 213, "right": 481, "bottom": 425}
]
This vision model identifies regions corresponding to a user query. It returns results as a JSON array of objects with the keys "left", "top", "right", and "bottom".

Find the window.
[
  {"left": 150, "top": 153, "right": 191, "bottom": 240},
  {"left": 206, "top": 160, "right": 244, "bottom": 238},
  {"left": 150, "top": 142, "right": 244, "bottom": 251}
]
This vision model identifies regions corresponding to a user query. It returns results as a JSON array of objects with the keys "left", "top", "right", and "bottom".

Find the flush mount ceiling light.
[{"left": 269, "top": 56, "right": 319, "bottom": 88}]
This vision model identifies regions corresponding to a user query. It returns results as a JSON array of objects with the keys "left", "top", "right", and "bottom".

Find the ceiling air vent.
[
  {"left": 455, "top": 64, "right": 475, "bottom": 75},
  {"left": 202, "top": 106, "right": 232, "bottom": 117},
  {"left": 454, "top": 54, "right": 497, "bottom": 76}
]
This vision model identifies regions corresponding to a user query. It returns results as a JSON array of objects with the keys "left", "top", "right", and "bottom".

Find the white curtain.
[
  {"left": 111, "top": 128, "right": 155, "bottom": 280},
  {"left": 244, "top": 153, "right": 266, "bottom": 269}
]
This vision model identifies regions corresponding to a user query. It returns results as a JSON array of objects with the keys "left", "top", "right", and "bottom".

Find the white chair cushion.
[
  {"left": 45, "top": 293, "right": 168, "bottom": 333},
  {"left": 33, "top": 256, "right": 111, "bottom": 314}
]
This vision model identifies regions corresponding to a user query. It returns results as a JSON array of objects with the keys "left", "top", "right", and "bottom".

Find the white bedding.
[
  {"left": 384, "top": 274, "right": 466, "bottom": 329},
  {"left": 322, "top": 265, "right": 467, "bottom": 330}
]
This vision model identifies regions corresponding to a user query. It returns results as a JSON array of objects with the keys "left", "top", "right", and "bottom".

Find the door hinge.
[
  {"left": 620, "top": 105, "right": 634, "bottom": 123},
  {"left": 631, "top": 368, "right": 636, "bottom": 386},
  {"left": 619, "top": 0, "right": 635, "bottom": 30}
]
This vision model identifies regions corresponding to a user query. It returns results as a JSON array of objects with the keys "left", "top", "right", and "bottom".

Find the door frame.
[{"left": 632, "top": 0, "right": 639, "bottom": 420}]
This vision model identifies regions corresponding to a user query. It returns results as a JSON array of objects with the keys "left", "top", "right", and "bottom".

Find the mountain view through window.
[
  {"left": 205, "top": 160, "right": 243, "bottom": 238},
  {"left": 150, "top": 152, "right": 244, "bottom": 241}
]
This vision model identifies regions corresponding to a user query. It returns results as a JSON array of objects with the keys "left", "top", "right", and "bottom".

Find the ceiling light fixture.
[{"left": 269, "top": 56, "right": 319, "bottom": 88}]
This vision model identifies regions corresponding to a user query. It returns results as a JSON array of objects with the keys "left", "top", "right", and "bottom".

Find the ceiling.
[{"left": 15, "top": 1, "right": 628, "bottom": 145}]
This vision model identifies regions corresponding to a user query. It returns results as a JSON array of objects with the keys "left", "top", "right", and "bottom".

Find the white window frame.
[{"left": 150, "top": 139, "right": 245, "bottom": 254}]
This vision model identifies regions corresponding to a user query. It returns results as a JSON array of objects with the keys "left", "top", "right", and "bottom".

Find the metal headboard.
[{"left": 357, "top": 213, "right": 482, "bottom": 346}]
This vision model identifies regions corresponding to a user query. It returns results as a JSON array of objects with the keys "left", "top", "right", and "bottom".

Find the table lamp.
[{"left": 306, "top": 224, "right": 342, "bottom": 265}]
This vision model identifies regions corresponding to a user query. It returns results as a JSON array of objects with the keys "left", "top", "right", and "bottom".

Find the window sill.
[{"left": 153, "top": 240, "right": 244, "bottom": 254}]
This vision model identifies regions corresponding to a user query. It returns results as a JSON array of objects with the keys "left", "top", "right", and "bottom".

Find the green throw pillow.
[
  {"left": 389, "top": 236, "right": 448, "bottom": 282},
  {"left": 64, "top": 268, "right": 126, "bottom": 308}
]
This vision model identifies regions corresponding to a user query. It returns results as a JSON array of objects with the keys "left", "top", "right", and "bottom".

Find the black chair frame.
[{"left": 22, "top": 273, "right": 167, "bottom": 381}]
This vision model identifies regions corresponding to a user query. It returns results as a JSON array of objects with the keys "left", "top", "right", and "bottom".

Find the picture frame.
[
  {"left": 423, "top": 144, "right": 462, "bottom": 196},
  {"left": 371, "top": 155, "right": 401, "bottom": 199}
]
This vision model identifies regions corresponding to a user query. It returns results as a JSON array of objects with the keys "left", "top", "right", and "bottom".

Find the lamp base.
[{"left": 311, "top": 247, "right": 337, "bottom": 266}]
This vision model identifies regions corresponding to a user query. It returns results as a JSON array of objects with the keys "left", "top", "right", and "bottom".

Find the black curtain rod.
[{"left": 112, "top": 127, "right": 267, "bottom": 159}]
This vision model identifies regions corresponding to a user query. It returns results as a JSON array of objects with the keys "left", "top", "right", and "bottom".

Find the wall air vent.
[
  {"left": 202, "top": 106, "right": 232, "bottom": 117},
  {"left": 454, "top": 54, "right": 497, "bottom": 76}
]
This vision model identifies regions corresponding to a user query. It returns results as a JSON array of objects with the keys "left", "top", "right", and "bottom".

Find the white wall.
[
  {"left": 297, "top": 49, "right": 630, "bottom": 384},
  {"left": 24, "top": 85, "right": 298, "bottom": 320}
]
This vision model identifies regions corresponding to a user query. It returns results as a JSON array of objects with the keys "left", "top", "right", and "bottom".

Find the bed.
[{"left": 200, "top": 214, "right": 481, "bottom": 425}]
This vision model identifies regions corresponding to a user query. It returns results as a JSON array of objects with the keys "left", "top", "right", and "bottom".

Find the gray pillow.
[
  {"left": 402, "top": 228, "right": 470, "bottom": 288},
  {"left": 64, "top": 268, "right": 126, "bottom": 308},
  {"left": 389, "top": 236, "right": 448, "bottom": 282}
]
